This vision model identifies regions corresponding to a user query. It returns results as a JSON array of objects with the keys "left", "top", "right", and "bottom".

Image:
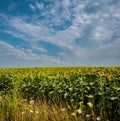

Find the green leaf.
[{"left": 110, "top": 97, "right": 118, "bottom": 100}]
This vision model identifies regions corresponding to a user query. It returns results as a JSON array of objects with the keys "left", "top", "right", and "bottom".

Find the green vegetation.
[{"left": 0, "top": 67, "right": 120, "bottom": 121}]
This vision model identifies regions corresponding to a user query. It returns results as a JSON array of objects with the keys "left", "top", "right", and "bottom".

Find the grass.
[{"left": 0, "top": 96, "right": 85, "bottom": 121}]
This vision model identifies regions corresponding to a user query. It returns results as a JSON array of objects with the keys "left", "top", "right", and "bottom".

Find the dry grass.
[{"left": 0, "top": 96, "right": 84, "bottom": 121}]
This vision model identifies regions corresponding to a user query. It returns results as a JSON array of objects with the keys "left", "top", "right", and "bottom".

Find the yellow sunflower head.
[{"left": 98, "top": 71, "right": 105, "bottom": 76}]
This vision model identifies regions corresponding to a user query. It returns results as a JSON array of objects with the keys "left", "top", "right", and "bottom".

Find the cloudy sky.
[{"left": 0, "top": 0, "right": 120, "bottom": 67}]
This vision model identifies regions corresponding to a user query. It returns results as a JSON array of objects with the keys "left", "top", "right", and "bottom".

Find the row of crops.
[{"left": 0, "top": 66, "right": 120, "bottom": 121}]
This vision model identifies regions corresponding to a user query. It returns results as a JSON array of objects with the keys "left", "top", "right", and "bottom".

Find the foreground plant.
[
  {"left": 0, "top": 96, "right": 86, "bottom": 121},
  {"left": 0, "top": 66, "right": 120, "bottom": 121}
]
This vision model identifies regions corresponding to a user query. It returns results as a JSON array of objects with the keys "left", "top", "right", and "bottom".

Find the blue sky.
[{"left": 0, "top": 0, "right": 120, "bottom": 67}]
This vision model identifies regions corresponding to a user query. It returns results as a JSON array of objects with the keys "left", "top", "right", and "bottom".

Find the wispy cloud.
[
  {"left": 0, "top": 40, "right": 27, "bottom": 59},
  {"left": 0, "top": 0, "right": 120, "bottom": 66},
  {"left": 0, "top": 40, "right": 62, "bottom": 67},
  {"left": 35, "top": 1, "right": 44, "bottom": 10},
  {"left": 29, "top": 4, "right": 36, "bottom": 12},
  {"left": 32, "top": 44, "right": 48, "bottom": 53}
]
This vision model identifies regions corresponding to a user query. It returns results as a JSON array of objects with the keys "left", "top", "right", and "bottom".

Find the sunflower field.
[{"left": 0, "top": 66, "right": 120, "bottom": 121}]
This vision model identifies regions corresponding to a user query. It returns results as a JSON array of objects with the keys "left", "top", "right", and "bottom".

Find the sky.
[{"left": 0, "top": 0, "right": 120, "bottom": 67}]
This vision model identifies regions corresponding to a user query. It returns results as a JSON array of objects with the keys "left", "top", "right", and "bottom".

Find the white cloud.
[
  {"left": 0, "top": 41, "right": 62, "bottom": 65},
  {"left": 0, "top": 0, "right": 120, "bottom": 66},
  {"left": 35, "top": 1, "right": 44, "bottom": 10},
  {"left": 32, "top": 45, "right": 48, "bottom": 53},
  {"left": 3, "top": 30, "right": 27, "bottom": 41},
  {"left": 0, "top": 40, "right": 27, "bottom": 59},
  {"left": 72, "top": 38, "right": 120, "bottom": 66},
  {"left": 2, "top": 16, "right": 76, "bottom": 50},
  {"left": 8, "top": 17, "right": 53, "bottom": 38},
  {"left": 29, "top": 4, "right": 36, "bottom": 12},
  {"left": 91, "top": 26, "right": 113, "bottom": 44}
]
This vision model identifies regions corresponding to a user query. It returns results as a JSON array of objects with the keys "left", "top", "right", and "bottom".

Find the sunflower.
[{"left": 98, "top": 71, "right": 105, "bottom": 76}]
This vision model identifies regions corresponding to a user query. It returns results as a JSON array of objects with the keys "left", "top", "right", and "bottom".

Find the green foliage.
[{"left": 0, "top": 67, "right": 120, "bottom": 121}]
